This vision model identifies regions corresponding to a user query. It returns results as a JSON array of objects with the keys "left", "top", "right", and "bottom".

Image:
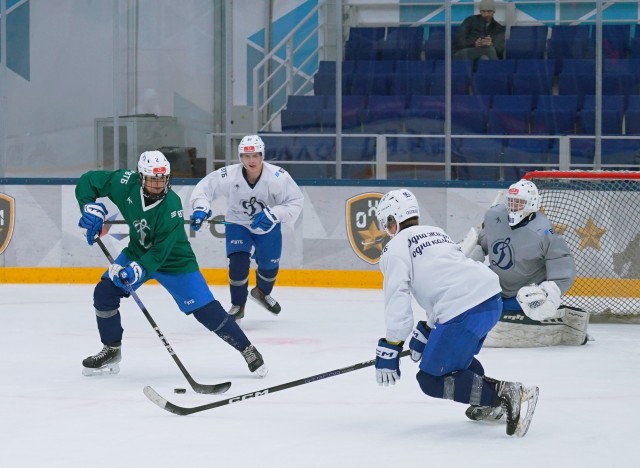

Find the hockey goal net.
[{"left": 524, "top": 171, "right": 640, "bottom": 322}]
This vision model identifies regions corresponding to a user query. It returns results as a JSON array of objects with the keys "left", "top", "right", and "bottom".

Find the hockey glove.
[
  {"left": 78, "top": 202, "right": 108, "bottom": 245},
  {"left": 250, "top": 206, "right": 279, "bottom": 231},
  {"left": 517, "top": 281, "right": 562, "bottom": 321},
  {"left": 190, "top": 208, "right": 212, "bottom": 231},
  {"left": 109, "top": 261, "right": 146, "bottom": 290},
  {"left": 409, "top": 321, "right": 431, "bottom": 362},
  {"left": 375, "top": 339, "right": 403, "bottom": 386}
]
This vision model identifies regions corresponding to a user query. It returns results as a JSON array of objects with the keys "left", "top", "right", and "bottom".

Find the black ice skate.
[
  {"left": 241, "top": 345, "right": 268, "bottom": 377},
  {"left": 465, "top": 404, "right": 505, "bottom": 422},
  {"left": 228, "top": 304, "right": 245, "bottom": 320},
  {"left": 497, "top": 381, "right": 539, "bottom": 437},
  {"left": 250, "top": 287, "right": 281, "bottom": 315},
  {"left": 82, "top": 345, "right": 122, "bottom": 376}
]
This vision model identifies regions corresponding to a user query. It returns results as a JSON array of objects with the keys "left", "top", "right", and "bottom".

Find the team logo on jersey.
[
  {"left": 346, "top": 192, "right": 388, "bottom": 264},
  {"left": 491, "top": 237, "right": 514, "bottom": 270},
  {"left": 0, "top": 193, "right": 16, "bottom": 255}
]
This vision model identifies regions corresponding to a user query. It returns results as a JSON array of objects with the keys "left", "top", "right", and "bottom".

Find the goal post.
[{"left": 524, "top": 170, "right": 640, "bottom": 322}]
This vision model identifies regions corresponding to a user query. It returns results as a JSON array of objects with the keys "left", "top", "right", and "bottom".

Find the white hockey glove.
[{"left": 517, "top": 281, "right": 562, "bottom": 321}]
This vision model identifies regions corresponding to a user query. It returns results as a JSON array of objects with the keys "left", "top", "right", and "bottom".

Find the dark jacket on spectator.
[{"left": 455, "top": 14, "right": 506, "bottom": 58}]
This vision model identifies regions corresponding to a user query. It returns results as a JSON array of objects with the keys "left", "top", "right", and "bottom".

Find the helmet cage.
[
  {"left": 507, "top": 180, "right": 540, "bottom": 226},
  {"left": 137, "top": 151, "right": 171, "bottom": 201}
]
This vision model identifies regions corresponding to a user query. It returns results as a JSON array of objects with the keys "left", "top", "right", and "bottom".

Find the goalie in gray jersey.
[
  {"left": 465, "top": 179, "right": 589, "bottom": 348},
  {"left": 461, "top": 179, "right": 588, "bottom": 423}
]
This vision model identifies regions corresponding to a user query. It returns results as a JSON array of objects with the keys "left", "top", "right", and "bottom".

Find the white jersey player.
[
  {"left": 373, "top": 188, "right": 538, "bottom": 437},
  {"left": 471, "top": 179, "right": 588, "bottom": 349},
  {"left": 189, "top": 135, "right": 304, "bottom": 320}
]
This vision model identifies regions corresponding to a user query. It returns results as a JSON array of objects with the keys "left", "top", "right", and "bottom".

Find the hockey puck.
[{"left": 174, "top": 388, "right": 186, "bottom": 394}]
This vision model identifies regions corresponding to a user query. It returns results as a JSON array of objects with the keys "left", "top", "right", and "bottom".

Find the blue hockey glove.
[
  {"left": 190, "top": 208, "right": 212, "bottom": 231},
  {"left": 375, "top": 338, "right": 403, "bottom": 386},
  {"left": 250, "top": 206, "right": 279, "bottom": 231},
  {"left": 78, "top": 203, "right": 108, "bottom": 245},
  {"left": 109, "top": 261, "right": 146, "bottom": 290},
  {"left": 409, "top": 321, "right": 431, "bottom": 362}
]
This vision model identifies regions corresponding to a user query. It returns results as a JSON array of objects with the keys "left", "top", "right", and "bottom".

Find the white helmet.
[
  {"left": 506, "top": 179, "right": 540, "bottom": 226},
  {"left": 375, "top": 189, "right": 420, "bottom": 237},
  {"left": 238, "top": 135, "right": 265, "bottom": 163},
  {"left": 138, "top": 150, "right": 171, "bottom": 200}
]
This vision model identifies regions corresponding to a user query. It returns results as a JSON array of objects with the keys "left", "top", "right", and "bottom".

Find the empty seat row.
[{"left": 282, "top": 94, "right": 640, "bottom": 135}]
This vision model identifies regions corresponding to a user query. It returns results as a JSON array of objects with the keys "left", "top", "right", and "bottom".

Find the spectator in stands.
[{"left": 454, "top": 0, "right": 505, "bottom": 62}]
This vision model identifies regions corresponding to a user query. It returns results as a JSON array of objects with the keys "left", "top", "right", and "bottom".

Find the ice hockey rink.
[{"left": 1, "top": 284, "right": 638, "bottom": 468}]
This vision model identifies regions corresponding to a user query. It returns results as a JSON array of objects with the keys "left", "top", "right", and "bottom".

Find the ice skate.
[
  {"left": 241, "top": 345, "right": 268, "bottom": 377},
  {"left": 465, "top": 404, "right": 505, "bottom": 422},
  {"left": 497, "top": 381, "right": 539, "bottom": 437},
  {"left": 82, "top": 345, "right": 122, "bottom": 376},
  {"left": 229, "top": 304, "right": 245, "bottom": 320},
  {"left": 250, "top": 287, "right": 281, "bottom": 315}
]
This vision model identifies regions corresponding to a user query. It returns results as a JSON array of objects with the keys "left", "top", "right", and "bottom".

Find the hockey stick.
[
  {"left": 143, "top": 350, "right": 411, "bottom": 416},
  {"left": 105, "top": 219, "right": 232, "bottom": 226},
  {"left": 94, "top": 236, "right": 231, "bottom": 395}
]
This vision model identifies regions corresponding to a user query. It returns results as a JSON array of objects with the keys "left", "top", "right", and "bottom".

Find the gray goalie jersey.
[{"left": 478, "top": 204, "right": 576, "bottom": 298}]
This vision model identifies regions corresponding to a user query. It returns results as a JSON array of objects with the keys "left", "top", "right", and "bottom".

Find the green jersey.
[{"left": 76, "top": 169, "right": 199, "bottom": 276}]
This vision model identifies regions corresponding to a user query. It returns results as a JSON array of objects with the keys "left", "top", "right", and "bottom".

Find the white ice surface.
[{"left": 1, "top": 284, "right": 638, "bottom": 468}]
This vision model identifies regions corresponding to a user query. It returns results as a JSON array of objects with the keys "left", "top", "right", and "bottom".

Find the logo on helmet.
[
  {"left": 243, "top": 145, "right": 256, "bottom": 152},
  {"left": 346, "top": 192, "right": 389, "bottom": 264},
  {"left": 508, "top": 188, "right": 519, "bottom": 195},
  {"left": 153, "top": 167, "right": 167, "bottom": 175}
]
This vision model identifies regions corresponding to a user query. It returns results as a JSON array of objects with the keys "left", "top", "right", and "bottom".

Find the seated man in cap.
[{"left": 454, "top": 0, "right": 505, "bottom": 62}]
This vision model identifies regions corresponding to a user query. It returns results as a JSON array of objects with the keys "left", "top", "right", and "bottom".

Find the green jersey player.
[{"left": 76, "top": 151, "right": 267, "bottom": 378}]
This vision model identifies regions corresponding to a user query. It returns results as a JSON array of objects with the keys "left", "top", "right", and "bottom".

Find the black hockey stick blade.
[{"left": 143, "top": 350, "right": 411, "bottom": 416}]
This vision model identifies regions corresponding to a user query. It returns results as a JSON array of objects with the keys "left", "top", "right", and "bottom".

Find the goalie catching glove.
[{"left": 516, "top": 281, "right": 562, "bottom": 321}]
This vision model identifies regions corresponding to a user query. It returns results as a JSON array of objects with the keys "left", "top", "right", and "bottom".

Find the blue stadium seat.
[
  {"left": 580, "top": 94, "right": 625, "bottom": 135},
  {"left": 516, "top": 59, "right": 555, "bottom": 75},
  {"left": 403, "top": 95, "right": 445, "bottom": 135},
  {"left": 475, "top": 59, "right": 516, "bottom": 75},
  {"left": 561, "top": 58, "right": 595, "bottom": 75},
  {"left": 395, "top": 60, "right": 434, "bottom": 74},
  {"left": 286, "top": 95, "right": 326, "bottom": 112},
  {"left": 471, "top": 73, "right": 511, "bottom": 95},
  {"left": 601, "top": 139, "right": 640, "bottom": 169},
  {"left": 424, "top": 26, "right": 460, "bottom": 59},
  {"left": 453, "top": 138, "right": 502, "bottom": 180},
  {"left": 350, "top": 74, "right": 389, "bottom": 96},
  {"left": 430, "top": 72, "right": 469, "bottom": 95},
  {"left": 511, "top": 71, "right": 553, "bottom": 96},
  {"left": 281, "top": 109, "right": 322, "bottom": 133},
  {"left": 354, "top": 60, "right": 396, "bottom": 75},
  {"left": 548, "top": 25, "right": 592, "bottom": 66},
  {"left": 506, "top": 26, "right": 548, "bottom": 59},
  {"left": 502, "top": 138, "right": 550, "bottom": 180},
  {"left": 488, "top": 95, "right": 534, "bottom": 135},
  {"left": 433, "top": 59, "right": 474, "bottom": 79},
  {"left": 388, "top": 73, "right": 430, "bottom": 96},
  {"left": 531, "top": 108, "right": 577, "bottom": 135},
  {"left": 367, "top": 95, "right": 406, "bottom": 120},
  {"left": 600, "top": 24, "right": 632, "bottom": 59},
  {"left": 451, "top": 108, "right": 487, "bottom": 134},
  {"left": 624, "top": 96, "right": 640, "bottom": 134}
]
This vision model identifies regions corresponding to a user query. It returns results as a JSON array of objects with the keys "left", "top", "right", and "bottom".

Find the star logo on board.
[
  {"left": 575, "top": 217, "right": 607, "bottom": 250},
  {"left": 346, "top": 192, "right": 389, "bottom": 264},
  {"left": 358, "top": 221, "right": 387, "bottom": 253}
]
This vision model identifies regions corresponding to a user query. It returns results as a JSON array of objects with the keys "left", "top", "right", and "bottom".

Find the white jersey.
[
  {"left": 380, "top": 225, "right": 502, "bottom": 343},
  {"left": 190, "top": 162, "right": 304, "bottom": 235}
]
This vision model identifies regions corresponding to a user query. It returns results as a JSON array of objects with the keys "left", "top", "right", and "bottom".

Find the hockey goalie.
[{"left": 459, "top": 179, "right": 590, "bottom": 347}]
